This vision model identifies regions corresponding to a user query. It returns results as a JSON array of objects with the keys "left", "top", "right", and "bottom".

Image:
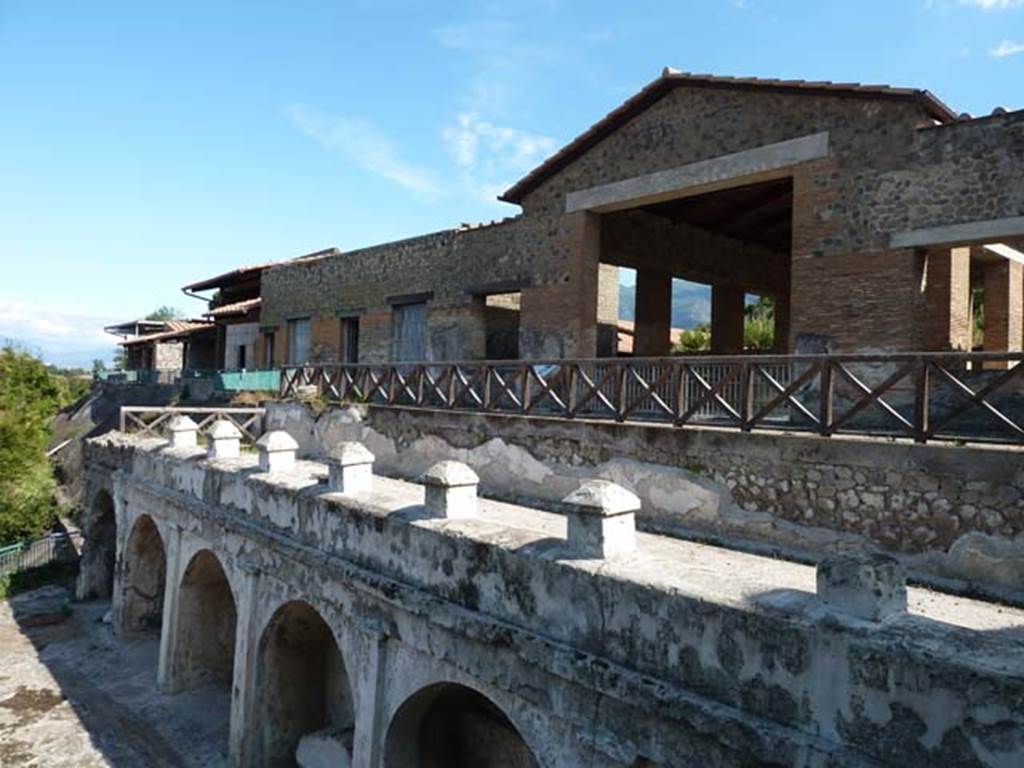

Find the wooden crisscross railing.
[
  {"left": 280, "top": 352, "right": 1024, "bottom": 445},
  {"left": 119, "top": 406, "right": 266, "bottom": 442}
]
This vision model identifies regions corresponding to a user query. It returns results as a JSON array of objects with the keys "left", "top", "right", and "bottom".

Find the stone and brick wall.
[{"left": 260, "top": 83, "right": 1023, "bottom": 360}]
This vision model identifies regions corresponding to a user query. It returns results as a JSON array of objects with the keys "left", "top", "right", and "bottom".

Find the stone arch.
[
  {"left": 171, "top": 549, "right": 237, "bottom": 690},
  {"left": 79, "top": 488, "right": 117, "bottom": 599},
  {"left": 254, "top": 600, "right": 356, "bottom": 766},
  {"left": 384, "top": 682, "right": 540, "bottom": 768},
  {"left": 121, "top": 515, "right": 167, "bottom": 634}
]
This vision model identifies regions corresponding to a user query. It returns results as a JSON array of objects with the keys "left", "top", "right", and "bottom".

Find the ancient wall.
[
  {"left": 265, "top": 402, "right": 1024, "bottom": 598},
  {"left": 224, "top": 322, "right": 259, "bottom": 370},
  {"left": 864, "top": 109, "right": 1024, "bottom": 235},
  {"left": 260, "top": 215, "right": 596, "bottom": 361},
  {"left": 153, "top": 341, "right": 183, "bottom": 371},
  {"left": 81, "top": 429, "right": 1024, "bottom": 767}
]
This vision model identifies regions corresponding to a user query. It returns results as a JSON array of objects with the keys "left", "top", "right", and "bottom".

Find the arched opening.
[
  {"left": 80, "top": 489, "right": 117, "bottom": 599},
  {"left": 121, "top": 515, "right": 166, "bottom": 634},
  {"left": 172, "top": 549, "right": 237, "bottom": 690},
  {"left": 255, "top": 600, "right": 355, "bottom": 766},
  {"left": 384, "top": 683, "right": 539, "bottom": 768}
]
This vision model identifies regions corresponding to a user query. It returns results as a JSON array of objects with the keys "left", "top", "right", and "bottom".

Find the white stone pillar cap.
[
  {"left": 560, "top": 480, "right": 640, "bottom": 516},
  {"left": 255, "top": 430, "right": 298, "bottom": 453},
  {"left": 421, "top": 460, "right": 479, "bottom": 488},
  {"left": 168, "top": 415, "right": 199, "bottom": 433},
  {"left": 208, "top": 420, "right": 242, "bottom": 440},
  {"left": 326, "top": 441, "right": 375, "bottom": 466}
]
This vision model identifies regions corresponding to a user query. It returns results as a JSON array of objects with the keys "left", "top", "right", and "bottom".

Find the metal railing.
[
  {"left": 99, "top": 368, "right": 280, "bottom": 392},
  {"left": 119, "top": 406, "right": 266, "bottom": 442},
  {"left": 0, "top": 532, "right": 82, "bottom": 578},
  {"left": 279, "top": 352, "right": 1024, "bottom": 445}
]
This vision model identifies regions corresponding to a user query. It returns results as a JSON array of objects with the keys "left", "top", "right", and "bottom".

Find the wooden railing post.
[
  {"left": 913, "top": 358, "right": 929, "bottom": 443},
  {"left": 819, "top": 359, "right": 834, "bottom": 437},
  {"left": 566, "top": 365, "right": 577, "bottom": 418},
  {"left": 616, "top": 365, "right": 627, "bottom": 421},
  {"left": 740, "top": 361, "right": 754, "bottom": 431}
]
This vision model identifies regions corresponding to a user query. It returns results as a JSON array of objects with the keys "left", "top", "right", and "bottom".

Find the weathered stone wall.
[
  {"left": 223, "top": 322, "right": 259, "bottom": 370},
  {"left": 82, "top": 431, "right": 1024, "bottom": 767},
  {"left": 153, "top": 341, "right": 183, "bottom": 371},
  {"left": 865, "top": 109, "right": 1024, "bottom": 235},
  {"left": 264, "top": 402, "right": 1024, "bottom": 597}
]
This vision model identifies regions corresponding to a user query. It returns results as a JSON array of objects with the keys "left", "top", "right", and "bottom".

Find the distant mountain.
[{"left": 618, "top": 281, "right": 710, "bottom": 329}]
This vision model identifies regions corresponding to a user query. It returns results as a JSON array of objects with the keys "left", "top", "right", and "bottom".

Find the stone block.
[
  {"left": 421, "top": 460, "right": 479, "bottom": 519},
  {"left": 560, "top": 480, "right": 639, "bottom": 559},
  {"left": 325, "top": 442, "right": 375, "bottom": 494},
  {"left": 168, "top": 415, "right": 198, "bottom": 449},
  {"left": 207, "top": 420, "right": 242, "bottom": 460},
  {"left": 817, "top": 552, "right": 907, "bottom": 621},
  {"left": 256, "top": 430, "right": 299, "bottom": 473}
]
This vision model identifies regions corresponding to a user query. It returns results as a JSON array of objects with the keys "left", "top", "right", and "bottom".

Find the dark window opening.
[
  {"left": 392, "top": 302, "right": 427, "bottom": 362},
  {"left": 484, "top": 293, "right": 521, "bottom": 360},
  {"left": 340, "top": 317, "right": 360, "bottom": 363}
]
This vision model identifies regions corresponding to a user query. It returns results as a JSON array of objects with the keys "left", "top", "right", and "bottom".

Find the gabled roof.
[
  {"left": 103, "top": 319, "right": 170, "bottom": 337},
  {"left": 500, "top": 69, "right": 958, "bottom": 205},
  {"left": 182, "top": 248, "right": 340, "bottom": 292},
  {"left": 121, "top": 321, "right": 214, "bottom": 346}
]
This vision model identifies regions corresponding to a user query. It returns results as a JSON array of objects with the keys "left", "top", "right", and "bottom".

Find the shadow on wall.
[{"left": 384, "top": 682, "right": 540, "bottom": 768}]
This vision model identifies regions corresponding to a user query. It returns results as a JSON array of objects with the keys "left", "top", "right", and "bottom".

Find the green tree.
[
  {"left": 145, "top": 306, "right": 182, "bottom": 321},
  {"left": 91, "top": 358, "right": 107, "bottom": 376},
  {"left": 0, "top": 345, "right": 65, "bottom": 543},
  {"left": 743, "top": 296, "right": 775, "bottom": 351},
  {"left": 671, "top": 297, "right": 776, "bottom": 354}
]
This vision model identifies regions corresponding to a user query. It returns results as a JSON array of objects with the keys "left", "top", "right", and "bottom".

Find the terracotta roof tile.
[
  {"left": 205, "top": 297, "right": 261, "bottom": 318},
  {"left": 121, "top": 321, "right": 214, "bottom": 346}
]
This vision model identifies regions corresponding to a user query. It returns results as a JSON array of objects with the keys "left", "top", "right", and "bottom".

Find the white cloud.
[
  {"left": 991, "top": 39, "right": 1024, "bottom": 56},
  {"left": 285, "top": 104, "right": 444, "bottom": 201},
  {"left": 442, "top": 112, "right": 556, "bottom": 203},
  {"left": 0, "top": 299, "right": 120, "bottom": 366},
  {"left": 961, "top": 0, "right": 1024, "bottom": 9}
]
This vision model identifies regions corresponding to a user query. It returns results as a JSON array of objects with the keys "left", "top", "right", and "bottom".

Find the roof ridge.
[{"left": 500, "top": 69, "right": 956, "bottom": 204}]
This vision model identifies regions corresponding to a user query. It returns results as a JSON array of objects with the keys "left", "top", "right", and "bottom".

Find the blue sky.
[{"left": 1, "top": 0, "right": 1021, "bottom": 366}]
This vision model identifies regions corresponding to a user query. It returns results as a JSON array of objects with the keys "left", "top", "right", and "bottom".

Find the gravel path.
[{"left": 0, "top": 592, "right": 230, "bottom": 767}]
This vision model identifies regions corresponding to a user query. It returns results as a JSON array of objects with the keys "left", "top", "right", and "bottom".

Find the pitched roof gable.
[{"left": 500, "top": 69, "right": 957, "bottom": 205}]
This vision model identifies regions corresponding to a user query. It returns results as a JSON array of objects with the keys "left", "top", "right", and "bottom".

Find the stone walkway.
[{"left": 0, "top": 590, "right": 230, "bottom": 767}]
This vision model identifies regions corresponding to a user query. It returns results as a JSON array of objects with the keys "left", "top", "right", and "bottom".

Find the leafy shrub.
[{"left": 0, "top": 345, "right": 68, "bottom": 544}]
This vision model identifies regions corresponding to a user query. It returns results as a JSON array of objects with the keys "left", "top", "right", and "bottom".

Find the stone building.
[
  {"left": 183, "top": 249, "right": 340, "bottom": 371},
  {"left": 244, "top": 70, "right": 1023, "bottom": 365},
  {"left": 119, "top": 320, "right": 216, "bottom": 374}
]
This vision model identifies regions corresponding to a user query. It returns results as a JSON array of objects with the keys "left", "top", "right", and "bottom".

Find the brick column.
[
  {"left": 634, "top": 269, "right": 673, "bottom": 357},
  {"left": 920, "top": 246, "right": 971, "bottom": 351},
  {"left": 773, "top": 293, "right": 791, "bottom": 353},
  {"left": 519, "top": 211, "right": 602, "bottom": 358},
  {"left": 983, "top": 257, "right": 1023, "bottom": 369},
  {"left": 711, "top": 285, "right": 745, "bottom": 353}
]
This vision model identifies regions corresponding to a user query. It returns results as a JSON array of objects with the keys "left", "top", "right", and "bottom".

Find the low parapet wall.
[
  {"left": 264, "top": 402, "right": 1024, "bottom": 599},
  {"left": 82, "top": 426, "right": 1024, "bottom": 767}
]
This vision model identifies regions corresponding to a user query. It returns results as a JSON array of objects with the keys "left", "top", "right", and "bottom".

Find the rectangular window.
[
  {"left": 237, "top": 344, "right": 247, "bottom": 370},
  {"left": 264, "top": 332, "right": 275, "bottom": 368},
  {"left": 392, "top": 302, "right": 427, "bottom": 362},
  {"left": 340, "top": 317, "right": 360, "bottom": 363},
  {"left": 287, "top": 318, "right": 311, "bottom": 365}
]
